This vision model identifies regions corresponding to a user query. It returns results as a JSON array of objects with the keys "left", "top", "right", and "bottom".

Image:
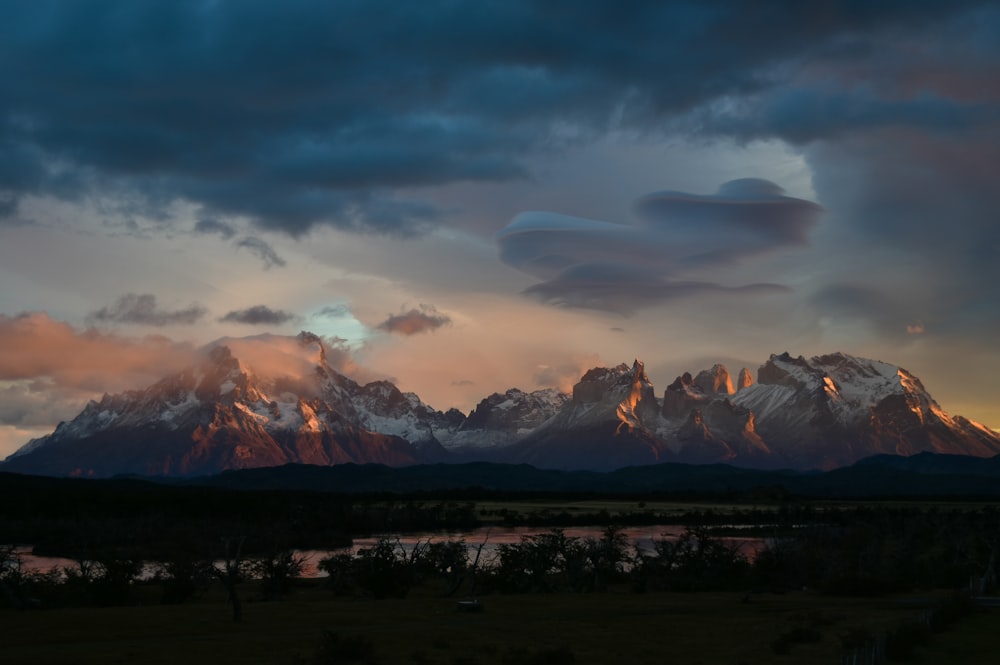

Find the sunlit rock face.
[
  {"left": 694, "top": 364, "right": 734, "bottom": 395},
  {"left": 1, "top": 334, "right": 452, "bottom": 478},
  {"left": 501, "top": 360, "right": 672, "bottom": 470},
  {"left": 662, "top": 372, "right": 705, "bottom": 419},
  {"left": 737, "top": 367, "right": 754, "bottom": 391},
  {"left": 507, "top": 351, "right": 1000, "bottom": 471},
  {"left": 730, "top": 352, "right": 1000, "bottom": 469},
  {"left": 5, "top": 340, "right": 1000, "bottom": 477},
  {"left": 563, "top": 360, "right": 659, "bottom": 430}
]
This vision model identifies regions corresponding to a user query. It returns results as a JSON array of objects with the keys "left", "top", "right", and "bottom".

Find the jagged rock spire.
[
  {"left": 629, "top": 358, "right": 650, "bottom": 383},
  {"left": 694, "top": 363, "right": 734, "bottom": 395}
]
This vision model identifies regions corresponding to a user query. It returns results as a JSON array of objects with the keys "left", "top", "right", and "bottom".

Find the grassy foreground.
[{"left": 2, "top": 584, "right": 988, "bottom": 665}]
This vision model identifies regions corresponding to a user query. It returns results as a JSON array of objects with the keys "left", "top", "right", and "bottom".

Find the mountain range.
[{"left": 3, "top": 332, "right": 999, "bottom": 478}]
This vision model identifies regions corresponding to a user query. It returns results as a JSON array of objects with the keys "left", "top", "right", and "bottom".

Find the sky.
[{"left": 2, "top": 1, "right": 1000, "bottom": 458}]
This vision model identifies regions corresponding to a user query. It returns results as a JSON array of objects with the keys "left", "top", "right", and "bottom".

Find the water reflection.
[
  {"left": 10, "top": 525, "right": 766, "bottom": 579},
  {"left": 310, "top": 524, "right": 765, "bottom": 576}
]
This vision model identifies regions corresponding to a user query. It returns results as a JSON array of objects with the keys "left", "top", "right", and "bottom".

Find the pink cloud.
[
  {"left": 376, "top": 304, "right": 452, "bottom": 335},
  {"left": 0, "top": 312, "right": 198, "bottom": 391}
]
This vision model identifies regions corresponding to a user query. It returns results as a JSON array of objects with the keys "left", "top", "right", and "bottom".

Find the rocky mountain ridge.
[
  {"left": 4, "top": 334, "right": 999, "bottom": 477},
  {"left": 529, "top": 350, "right": 1000, "bottom": 471}
]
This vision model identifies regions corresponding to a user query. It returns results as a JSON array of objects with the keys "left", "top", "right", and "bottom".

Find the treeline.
[
  {"left": 318, "top": 507, "right": 1000, "bottom": 599},
  {"left": 0, "top": 473, "right": 484, "bottom": 558},
  {"left": 0, "top": 471, "right": 794, "bottom": 557},
  {"left": 4, "top": 511, "right": 996, "bottom": 622}
]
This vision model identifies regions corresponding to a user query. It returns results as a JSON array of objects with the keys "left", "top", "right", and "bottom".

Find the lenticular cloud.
[{"left": 496, "top": 178, "right": 820, "bottom": 315}]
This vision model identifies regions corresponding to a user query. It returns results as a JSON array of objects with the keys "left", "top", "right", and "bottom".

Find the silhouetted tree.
[
  {"left": 213, "top": 536, "right": 247, "bottom": 621},
  {"left": 250, "top": 547, "right": 306, "bottom": 601}
]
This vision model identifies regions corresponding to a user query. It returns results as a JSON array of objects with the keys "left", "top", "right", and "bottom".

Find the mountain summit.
[
  {"left": 3, "top": 338, "right": 998, "bottom": 477},
  {"left": 501, "top": 351, "right": 1000, "bottom": 471},
  {"left": 3, "top": 334, "right": 451, "bottom": 477},
  {"left": 730, "top": 352, "right": 1000, "bottom": 468}
]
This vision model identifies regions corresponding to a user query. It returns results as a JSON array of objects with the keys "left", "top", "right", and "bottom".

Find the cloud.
[
  {"left": 197, "top": 221, "right": 289, "bottom": 272},
  {"left": 534, "top": 357, "right": 601, "bottom": 392},
  {"left": 0, "top": 1, "right": 985, "bottom": 235},
  {"left": 236, "top": 236, "right": 286, "bottom": 269},
  {"left": 0, "top": 192, "right": 20, "bottom": 219},
  {"left": 808, "top": 283, "right": 908, "bottom": 336},
  {"left": 0, "top": 315, "right": 387, "bottom": 455},
  {"left": 314, "top": 304, "right": 353, "bottom": 319},
  {"left": 634, "top": 179, "right": 821, "bottom": 264},
  {"left": 695, "top": 88, "right": 1000, "bottom": 146},
  {"left": 0, "top": 312, "right": 198, "bottom": 387},
  {"left": 522, "top": 266, "right": 789, "bottom": 317},
  {"left": 88, "top": 293, "right": 207, "bottom": 326},
  {"left": 0, "top": 312, "right": 199, "bottom": 437},
  {"left": 219, "top": 305, "right": 298, "bottom": 326},
  {"left": 498, "top": 179, "right": 817, "bottom": 314},
  {"left": 208, "top": 331, "right": 385, "bottom": 388},
  {"left": 194, "top": 218, "right": 236, "bottom": 239},
  {"left": 376, "top": 304, "right": 452, "bottom": 335},
  {"left": 801, "top": 122, "right": 1000, "bottom": 348},
  {"left": 0, "top": 380, "right": 92, "bottom": 428}
]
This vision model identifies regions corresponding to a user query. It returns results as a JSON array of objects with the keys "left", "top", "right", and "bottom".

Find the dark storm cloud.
[
  {"left": 236, "top": 236, "right": 286, "bottom": 269},
  {"left": 524, "top": 269, "right": 789, "bottom": 317},
  {"left": 808, "top": 284, "right": 913, "bottom": 337},
  {"left": 661, "top": 4, "right": 1000, "bottom": 349},
  {"left": 802, "top": 128, "right": 1000, "bottom": 343},
  {"left": 498, "top": 179, "right": 816, "bottom": 315},
  {"left": 0, "top": 0, "right": 987, "bottom": 234},
  {"left": 696, "top": 88, "right": 1000, "bottom": 146},
  {"left": 634, "top": 179, "right": 821, "bottom": 266},
  {"left": 219, "top": 305, "right": 298, "bottom": 326},
  {"left": 0, "top": 192, "right": 19, "bottom": 219},
  {"left": 377, "top": 305, "right": 452, "bottom": 336},
  {"left": 88, "top": 293, "right": 207, "bottom": 326}
]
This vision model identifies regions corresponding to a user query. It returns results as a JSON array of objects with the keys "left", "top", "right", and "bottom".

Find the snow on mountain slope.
[
  {"left": 2, "top": 336, "right": 438, "bottom": 476},
  {"left": 503, "top": 360, "right": 673, "bottom": 470},
  {"left": 4, "top": 341, "right": 998, "bottom": 477},
  {"left": 508, "top": 351, "right": 1000, "bottom": 471},
  {"left": 735, "top": 352, "right": 903, "bottom": 425},
  {"left": 729, "top": 352, "right": 1000, "bottom": 467},
  {"left": 543, "top": 360, "right": 658, "bottom": 433},
  {"left": 441, "top": 387, "right": 569, "bottom": 449}
]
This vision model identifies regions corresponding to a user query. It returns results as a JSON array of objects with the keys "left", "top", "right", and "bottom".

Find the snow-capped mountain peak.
[{"left": 4, "top": 343, "right": 999, "bottom": 476}]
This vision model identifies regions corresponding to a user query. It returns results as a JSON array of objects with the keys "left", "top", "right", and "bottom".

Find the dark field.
[{"left": 4, "top": 584, "right": 990, "bottom": 665}]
